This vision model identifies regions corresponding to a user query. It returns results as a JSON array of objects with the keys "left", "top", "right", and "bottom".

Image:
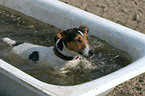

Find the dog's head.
[{"left": 54, "top": 25, "right": 94, "bottom": 58}]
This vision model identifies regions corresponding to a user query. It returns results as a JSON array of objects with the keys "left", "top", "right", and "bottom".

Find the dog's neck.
[{"left": 53, "top": 39, "right": 79, "bottom": 61}]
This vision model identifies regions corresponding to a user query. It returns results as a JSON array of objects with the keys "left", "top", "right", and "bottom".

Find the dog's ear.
[
  {"left": 56, "top": 30, "right": 66, "bottom": 39},
  {"left": 54, "top": 30, "right": 67, "bottom": 42},
  {"left": 79, "top": 25, "right": 89, "bottom": 33}
]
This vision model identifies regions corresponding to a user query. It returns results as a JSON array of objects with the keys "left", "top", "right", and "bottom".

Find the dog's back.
[{"left": 3, "top": 37, "right": 74, "bottom": 71}]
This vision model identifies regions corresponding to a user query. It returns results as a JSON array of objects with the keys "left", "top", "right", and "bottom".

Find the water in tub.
[{"left": 0, "top": 9, "right": 131, "bottom": 86}]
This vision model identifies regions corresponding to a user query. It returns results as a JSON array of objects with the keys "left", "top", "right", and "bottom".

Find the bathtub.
[{"left": 0, "top": 0, "right": 145, "bottom": 96}]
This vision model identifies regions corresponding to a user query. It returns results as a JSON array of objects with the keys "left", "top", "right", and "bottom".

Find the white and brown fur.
[{"left": 2, "top": 26, "right": 95, "bottom": 73}]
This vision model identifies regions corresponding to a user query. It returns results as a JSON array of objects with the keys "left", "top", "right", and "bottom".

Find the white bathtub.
[{"left": 0, "top": 0, "right": 145, "bottom": 96}]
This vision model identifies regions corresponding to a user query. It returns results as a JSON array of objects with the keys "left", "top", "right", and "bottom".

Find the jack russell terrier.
[{"left": 2, "top": 26, "right": 95, "bottom": 73}]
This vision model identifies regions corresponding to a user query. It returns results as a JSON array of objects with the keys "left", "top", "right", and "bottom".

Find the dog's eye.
[{"left": 86, "top": 35, "right": 90, "bottom": 40}]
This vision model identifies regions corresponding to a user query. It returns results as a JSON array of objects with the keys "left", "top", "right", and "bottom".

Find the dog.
[{"left": 2, "top": 25, "right": 95, "bottom": 73}]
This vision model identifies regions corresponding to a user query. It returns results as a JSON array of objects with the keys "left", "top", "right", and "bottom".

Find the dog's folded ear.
[
  {"left": 56, "top": 30, "right": 66, "bottom": 39},
  {"left": 79, "top": 25, "right": 89, "bottom": 33},
  {"left": 54, "top": 30, "right": 67, "bottom": 42}
]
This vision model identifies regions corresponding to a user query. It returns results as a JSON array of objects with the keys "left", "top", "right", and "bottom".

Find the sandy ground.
[{"left": 60, "top": 0, "right": 145, "bottom": 96}]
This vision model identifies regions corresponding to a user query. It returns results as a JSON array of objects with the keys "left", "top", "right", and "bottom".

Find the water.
[{"left": 0, "top": 9, "right": 131, "bottom": 86}]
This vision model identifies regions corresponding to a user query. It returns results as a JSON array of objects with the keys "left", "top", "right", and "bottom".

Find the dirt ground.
[{"left": 60, "top": 0, "right": 145, "bottom": 96}]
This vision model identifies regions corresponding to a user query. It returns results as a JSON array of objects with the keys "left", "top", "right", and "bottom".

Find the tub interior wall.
[{"left": 0, "top": 5, "right": 132, "bottom": 86}]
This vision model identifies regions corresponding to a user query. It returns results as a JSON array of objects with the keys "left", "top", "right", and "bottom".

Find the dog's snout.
[{"left": 89, "top": 50, "right": 95, "bottom": 56}]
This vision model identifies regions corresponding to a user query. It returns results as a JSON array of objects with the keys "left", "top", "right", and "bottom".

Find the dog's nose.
[{"left": 89, "top": 50, "right": 95, "bottom": 56}]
